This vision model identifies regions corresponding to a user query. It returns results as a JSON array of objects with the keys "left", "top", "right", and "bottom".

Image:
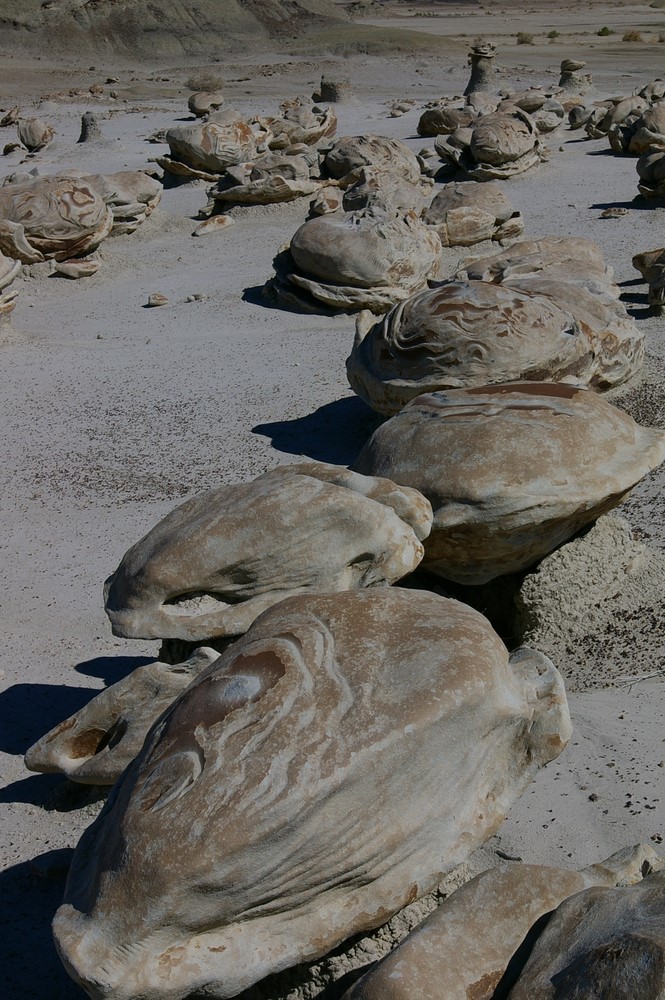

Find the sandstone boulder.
[
  {"left": 207, "top": 152, "right": 324, "bottom": 206},
  {"left": 509, "top": 870, "right": 665, "bottom": 998},
  {"left": 77, "top": 170, "right": 162, "bottom": 234},
  {"left": 423, "top": 179, "right": 523, "bottom": 246},
  {"left": 633, "top": 245, "right": 665, "bottom": 312},
  {"left": 322, "top": 134, "right": 422, "bottom": 186},
  {"left": 264, "top": 101, "right": 337, "bottom": 149},
  {"left": 637, "top": 147, "right": 665, "bottom": 197},
  {"left": 156, "top": 114, "right": 271, "bottom": 180},
  {"left": 351, "top": 383, "right": 665, "bottom": 583},
  {"left": 54, "top": 587, "right": 571, "bottom": 1000},
  {"left": 0, "top": 175, "right": 113, "bottom": 263},
  {"left": 455, "top": 237, "right": 644, "bottom": 389},
  {"left": 417, "top": 106, "right": 477, "bottom": 138},
  {"left": 17, "top": 116, "right": 54, "bottom": 151},
  {"left": 344, "top": 845, "right": 661, "bottom": 1000},
  {"left": 266, "top": 207, "right": 442, "bottom": 313},
  {"left": 608, "top": 102, "right": 665, "bottom": 155},
  {"left": 346, "top": 281, "right": 596, "bottom": 416},
  {"left": 435, "top": 107, "right": 543, "bottom": 181},
  {"left": 187, "top": 90, "right": 224, "bottom": 117},
  {"left": 104, "top": 461, "right": 432, "bottom": 640},
  {"left": 25, "top": 647, "right": 221, "bottom": 785},
  {"left": 585, "top": 95, "right": 647, "bottom": 139}
]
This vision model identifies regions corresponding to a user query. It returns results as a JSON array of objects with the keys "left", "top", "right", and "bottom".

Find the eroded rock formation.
[
  {"left": 352, "top": 383, "right": 665, "bottom": 583},
  {"left": 54, "top": 587, "right": 571, "bottom": 1000},
  {"left": 104, "top": 462, "right": 432, "bottom": 640}
]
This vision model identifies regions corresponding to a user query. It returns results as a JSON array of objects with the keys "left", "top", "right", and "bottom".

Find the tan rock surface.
[
  {"left": 0, "top": 175, "right": 113, "bottom": 262},
  {"left": 104, "top": 461, "right": 432, "bottom": 640},
  {"left": 423, "top": 178, "right": 523, "bottom": 246},
  {"left": 509, "top": 870, "right": 665, "bottom": 999},
  {"left": 352, "top": 383, "right": 665, "bottom": 583},
  {"left": 322, "top": 134, "right": 422, "bottom": 186},
  {"left": 346, "top": 281, "right": 595, "bottom": 416},
  {"left": 159, "top": 115, "right": 271, "bottom": 177},
  {"left": 344, "top": 845, "right": 661, "bottom": 1000},
  {"left": 54, "top": 587, "right": 571, "bottom": 1000},
  {"left": 25, "top": 647, "right": 220, "bottom": 785},
  {"left": 435, "top": 107, "right": 543, "bottom": 181}
]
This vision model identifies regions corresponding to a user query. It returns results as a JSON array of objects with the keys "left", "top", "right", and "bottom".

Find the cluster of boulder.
[{"left": 17, "top": 45, "right": 665, "bottom": 1000}]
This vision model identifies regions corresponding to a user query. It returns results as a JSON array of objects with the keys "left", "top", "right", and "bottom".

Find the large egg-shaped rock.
[
  {"left": 54, "top": 587, "right": 571, "bottom": 1000},
  {"left": 352, "top": 383, "right": 665, "bottom": 583},
  {"left": 346, "top": 280, "right": 594, "bottom": 415},
  {"left": 104, "top": 461, "right": 432, "bottom": 640}
]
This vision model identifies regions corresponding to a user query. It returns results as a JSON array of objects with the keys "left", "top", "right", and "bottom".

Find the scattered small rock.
[
  {"left": 192, "top": 215, "right": 235, "bottom": 236},
  {"left": 54, "top": 259, "right": 100, "bottom": 279},
  {"left": 146, "top": 293, "right": 168, "bottom": 307},
  {"left": 601, "top": 207, "right": 629, "bottom": 218}
]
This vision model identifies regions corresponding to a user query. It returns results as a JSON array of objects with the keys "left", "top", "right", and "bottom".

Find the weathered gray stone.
[
  {"left": 187, "top": 90, "right": 224, "bottom": 117},
  {"left": 435, "top": 107, "right": 543, "bottom": 181},
  {"left": 344, "top": 845, "right": 661, "bottom": 1000},
  {"left": 346, "top": 281, "right": 596, "bottom": 416},
  {"left": 633, "top": 246, "right": 665, "bottom": 312},
  {"left": 464, "top": 40, "right": 497, "bottom": 96},
  {"left": 0, "top": 175, "right": 113, "bottom": 263},
  {"left": 104, "top": 461, "right": 432, "bottom": 640},
  {"left": 423, "top": 179, "right": 523, "bottom": 246},
  {"left": 322, "top": 134, "right": 422, "bottom": 186},
  {"left": 54, "top": 587, "right": 571, "bottom": 1000},
  {"left": 509, "top": 870, "right": 665, "bottom": 999},
  {"left": 352, "top": 383, "right": 665, "bottom": 584},
  {"left": 17, "top": 116, "right": 54, "bottom": 151},
  {"left": 25, "top": 647, "right": 221, "bottom": 784}
]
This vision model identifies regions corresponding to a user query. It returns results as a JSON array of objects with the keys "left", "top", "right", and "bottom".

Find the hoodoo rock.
[
  {"left": 104, "top": 462, "right": 432, "bottom": 640},
  {"left": 352, "top": 383, "right": 665, "bottom": 583},
  {"left": 53, "top": 587, "right": 571, "bottom": 1000}
]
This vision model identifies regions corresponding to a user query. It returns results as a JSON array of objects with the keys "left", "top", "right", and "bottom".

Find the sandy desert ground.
[{"left": 2, "top": 2, "right": 665, "bottom": 997}]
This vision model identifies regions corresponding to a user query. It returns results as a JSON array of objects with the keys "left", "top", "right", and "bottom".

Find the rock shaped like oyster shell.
[
  {"left": 456, "top": 237, "right": 644, "bottom": 389},
  {"left": 104, "top": 461, "right": 432, "bottom": 641},
  {"left": 344, "top": 845, "right": 662, "bottom": 1000},
  {"left": 423, "top": 179, "right": 523, "bottom": 247},
  {"left": 53, "top": 587, "right": 571, "bottom": 1000},
  {"left": 322, "top": 134, "right": 423, "bottom": 186},
  {"left": 187, "top": 91, "right": 224, "bottom": 118},
  {"left": 25, "top": 647, "right": 221, "bottom": 785},
  {"left": 17, "top": 116, "right": 54, "bottom": 152},
  {"left": 509, "top": 871, "right": 665, "bottom": 999},
  {"left": 352, "top": 383, "right": 665, "bottom": 583},
  {"left": 417, "top": 106, "right": 477, "bottom": 138},
  {"left": 267, "top": 207, "right": 442, "bottom": 313},
  {"left": 346, "top": 281, "right": 594, "bottom": 416},
  {"left": 0, "top": 175, "right": 113, "bottom": 263},
  {"left": 436, "top": 108, "right": 542, "bottom": 181},
  {"left": 77, "top": 171, "right": 162, "bottom": 234},
  {"left": 264, "top": 103, "right": 337, "bottom": 150},
  {"left": 157, "top": 115, "right": 271, "bottom": 178}
]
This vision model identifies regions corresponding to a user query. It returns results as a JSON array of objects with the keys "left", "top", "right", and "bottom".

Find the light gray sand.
[{"left": 2, "top": 5, "right": 665, "bottom": 996}]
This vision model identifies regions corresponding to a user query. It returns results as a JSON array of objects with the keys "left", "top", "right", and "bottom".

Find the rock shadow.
[
  {"left": 0, "top": 683, "right": 97, "bottom": 756},
  {"left": 0, "top": 851, "right": 81, "bottom": 1000},
  {"left": 74, "top": 654, "right": 154, "bottom": 684},
  {"left": 254, "top": 397, "right": 382, "bottom": 466}
]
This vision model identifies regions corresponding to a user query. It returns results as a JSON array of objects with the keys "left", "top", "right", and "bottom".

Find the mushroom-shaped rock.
[
  {"left": 351, "top": 383, "right": 665, "bottom": 583},
  {"left": 558, "top": 58, "right": 595, "bottom": 96},
  {"left": 344, "top": 845, "right": 661, "bottom": 1000},
  {"left": 187, "top": 91, "right": 224, "bottom": 118},
  {"left": 0, "top": 175, "right": 113, "bottom": 263},
  {"left": 633, "top": 246, "right": 665, "bottom": 312},
  {"left": 25, "top": 647, "right": 221, "bottom": 785},
  {"left": 346, "top": 281, "right": 598, "bottom": 416},
  {"left": 267, "top": 207, "right": 442, "bottom": 314},
  {"left": 464, "top": 39, "right": 497, "bottom": 96},
  {"left": 435, "top": 108, "right": 542, "bottom": 181},
  {"left": 53, "top": 587, "right": 572, "bottom": 1000},
  {"left": 78, "top": 171, "right": 162, "bottom": 234},
  {"left": 455, "top": 237, "right": 644, "bottom": 389},
  {"left": 156, "top": 115, "right": 271, "bottom": 180},
  {"left": 509, "top": 870, "right": 665, "bottom": 999},
  {"left": 322, "top": 134, "right": 422, "bottom": 186},
  {"left": 417, "top": 106, "right": 477, "bottom": 138},
  {"left": 17, "top": 116, "right": 54, "bottom": 152},
  {"left": 104, "top": 462, "right": 432, "bottom": 641},
  {"left": 423, "top": 179, "right": 524, "bottom": 246}
]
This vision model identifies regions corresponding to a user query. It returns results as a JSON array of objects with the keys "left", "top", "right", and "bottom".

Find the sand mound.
[{"left": 0, "top": 0, "right": 349, "bottom": 59}]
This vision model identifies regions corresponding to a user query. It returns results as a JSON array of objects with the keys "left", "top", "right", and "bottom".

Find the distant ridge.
[{"left": 0, "top": 0, "right": 350, "bottom": 59}]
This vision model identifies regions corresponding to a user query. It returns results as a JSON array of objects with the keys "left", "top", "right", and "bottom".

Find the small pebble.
[{"left": 146, "top": 293, "right": 168, "bottom": 307}]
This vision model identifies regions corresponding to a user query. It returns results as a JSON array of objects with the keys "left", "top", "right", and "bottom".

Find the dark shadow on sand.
[
  {"left": 254, "top": 397, "right": 382, "bottom": 466},
  {"left": 74, "top": 655, "right": 153, "bottom": 684},
  {"left": 0, "top": 683, "right": 98, "bottom": 756},
  {"left": 0, "top": 851, "right": 82, "bottom": 1000}
]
